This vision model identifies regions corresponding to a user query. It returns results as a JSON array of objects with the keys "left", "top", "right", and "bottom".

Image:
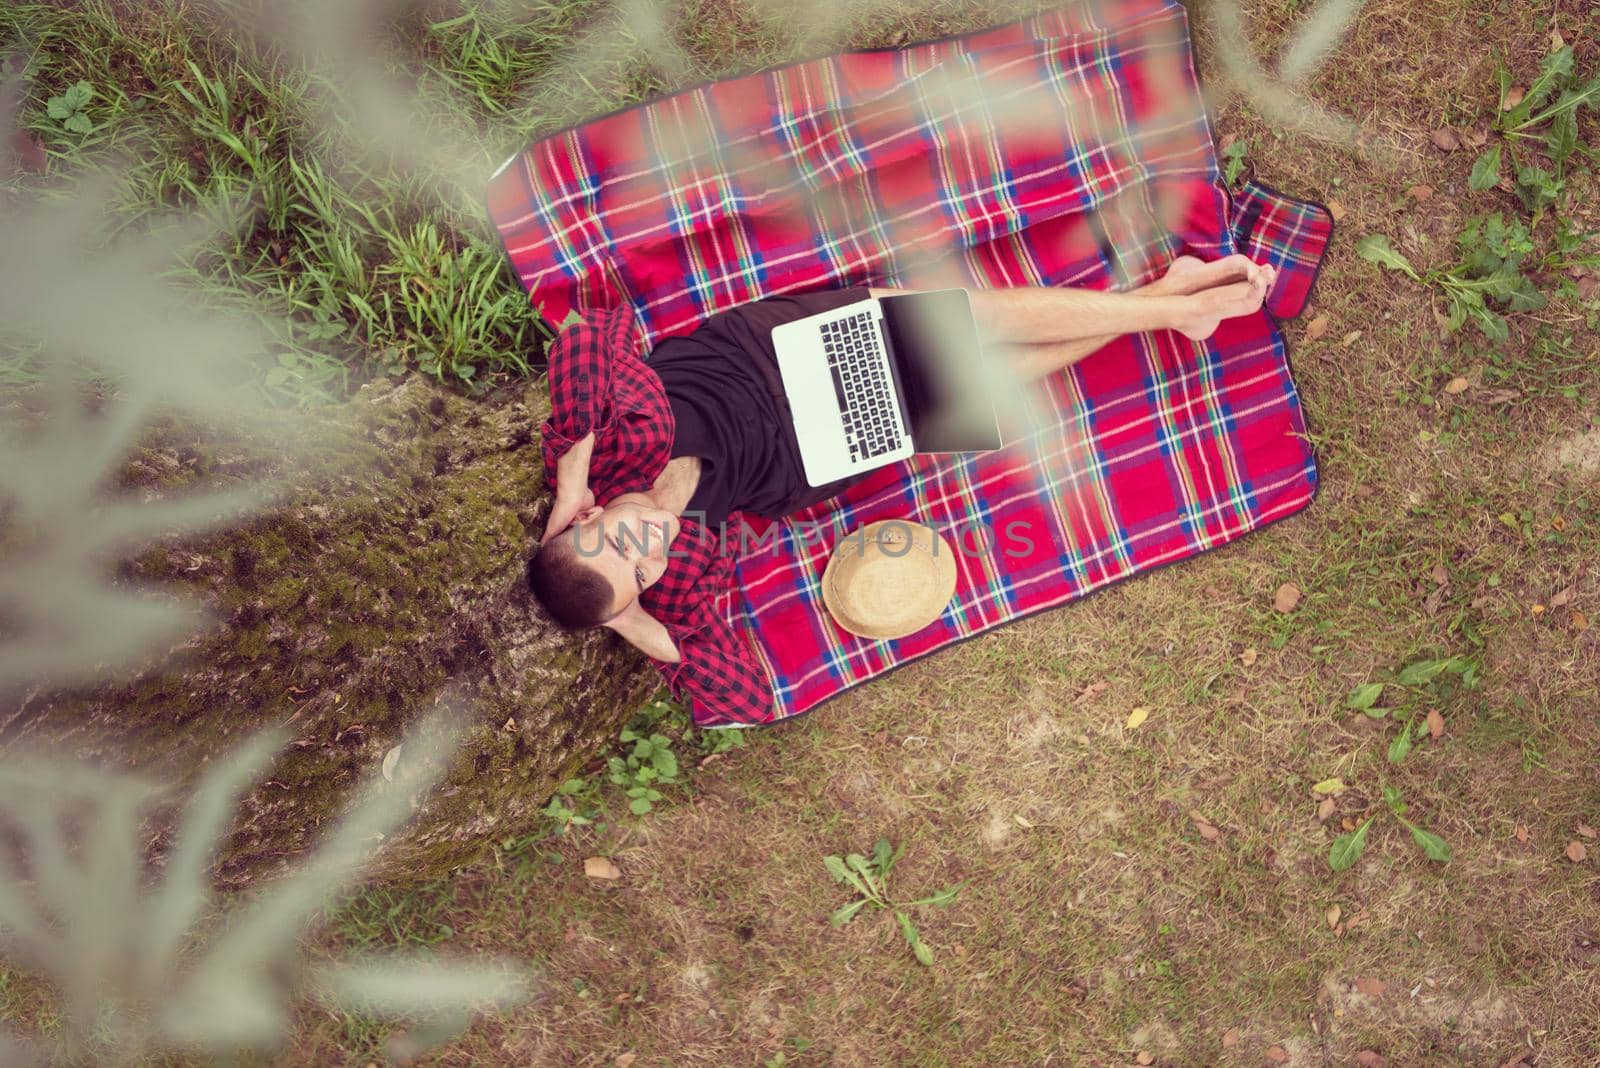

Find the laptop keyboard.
[{"left": 822, "top": 311, "right": 904, "bottom": 463}]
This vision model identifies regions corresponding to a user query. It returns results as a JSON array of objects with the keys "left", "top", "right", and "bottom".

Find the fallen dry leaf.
[
  {"left": 614, "top": 1055, "right": 638, "bottom": 1068},
  {"left": 1317, "top": 797, "right": 1337, "bottom": 822},
  {"left": 1577, "top": 821, "right": 1597, "bottom": 839},
  {"left": 1326, "top": 904, "right": 1342, "bottom": 929},
  {"left": 1551, "top": 586, "right": 1574, "bottom": 608},
  {"left": 1426, "top": 709, "right": 1445, "bottom": 739},
  {"left": 1189, "top": 809, "right": 1221, "bottom": 841},
  {"left": 1573, "top": 609, "right": 1590, "bottom": 631},
  {"left": 1430, "top": 127, "right": 1461, "bottom": 152},
  {"left": 1462, "top": 124, "right": 1489, "bottom": 149},
  {"left": 1514, "top": 824, "right": 1529, "bottom": 843},
  {"left": 1273, "top": 582, "right": 1302, "bottom": 613},
  {"left": 1354, "top": 1052, "right": 1389, "bottom": 1068},
  {"left": 1125, "top": 706, "right": 1150, "bottom": 730},
  {"left": 1354, "top": 977, "right": 1388, "bottom": 996},
  {"left": 1568, "top": 841, "right": 1590, "bottom": 863},
  {"left": 1444, "top": 376, "right": 1469, "bottom": 394},
  {"left": 1503, "top": 86, "right": 1526, "bottom": 110},
  {"left": 1266, "top": 1045, "right": 1289, "bottom": 1064},
  {"left": 1430, "top": 563, "right": 1449, "bottom": 585},
  {"left": 1550, "top": 27, "right": 1565, "bottom": 51},
  {"left": 1241, "top": 647, "right": 1258, "bottom": 667},
  {"left": 1136, "top": 1052, "right": 1154, "bottom": 1066},
  {"left": 1313, "top": 778, "right": 1347, "bottom": 795},
  {"left": 1340, "top": 329, "right": 1363, "bottom": 347},
  {"left": 1326, "top": 199, "right": 1347, "bottom": 222},
  {"left": 1406, "top": 184, "right": 1434, "bottom": 202},
  {"left": 1341, "top": 816, "right": 1357, "bottom": 832},
  {"left": 1221, "top": 1028, "right": 1241, "bottom": 1048},
  {"left": 380, "top": 744, "right": 403, "bottom": 783},
  {"left": 1304, "top": 314, "right": 1330, "bottom": 341},
  {"left": 584, "top": 856, "right": 623, "bottom": 880}
]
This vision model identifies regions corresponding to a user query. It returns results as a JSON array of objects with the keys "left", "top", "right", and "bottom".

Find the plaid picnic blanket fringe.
[{"left": 488, "top": 0, "right": 1335, "bottom": 725}]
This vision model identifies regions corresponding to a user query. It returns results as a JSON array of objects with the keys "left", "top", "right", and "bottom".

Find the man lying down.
[{"left": 526, "top": 255, "right": 1278, "bottom": 727}]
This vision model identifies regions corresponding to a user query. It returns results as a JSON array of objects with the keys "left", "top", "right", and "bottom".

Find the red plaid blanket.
[{"left": 488, "top": 0, "right": 1333, "bottom": 724}]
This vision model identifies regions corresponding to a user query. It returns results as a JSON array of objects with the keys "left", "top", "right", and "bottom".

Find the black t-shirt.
[{"left": 648, "top": 286, "right": 869, "bottom": 529}]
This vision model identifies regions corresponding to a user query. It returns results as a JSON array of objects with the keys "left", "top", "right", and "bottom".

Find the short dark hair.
[{"left": 526, "top": 535, "right": 618, "bottom": 629}]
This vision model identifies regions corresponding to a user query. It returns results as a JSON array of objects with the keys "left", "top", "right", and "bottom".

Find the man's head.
[{"left": 526, "top": 499, "right": 680, "bottom": 631}]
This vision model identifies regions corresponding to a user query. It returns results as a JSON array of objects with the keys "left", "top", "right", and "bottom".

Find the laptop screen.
[{"left": 880, "top": 289, "right": 1006, "bottom": 453}]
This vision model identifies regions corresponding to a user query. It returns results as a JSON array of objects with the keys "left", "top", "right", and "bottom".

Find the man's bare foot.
[
  {"left": 1169, "top": 265, "right": 1276, "bottom": 340},
  {"left": 1152, "top": 252, "right": 1271, "bottom": 297}
]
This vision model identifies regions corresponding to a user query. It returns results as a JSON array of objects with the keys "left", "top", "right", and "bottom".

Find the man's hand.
[
  {"left": 541, "top": 485, "right": 595, "bottom": 546},
  {"left": 541, "top": 431, "right": 598, "bottom": 545}
]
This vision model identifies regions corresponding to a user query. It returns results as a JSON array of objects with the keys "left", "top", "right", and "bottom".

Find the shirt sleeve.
[
  {"left": 653, "top": 615, "right": 775, "bottom": 728},
  {"left": 539, "top": 307, "right": 657, "bottom": 497},
  {"left": 637, "top": 520, "right": 775, "bottom": 727}
]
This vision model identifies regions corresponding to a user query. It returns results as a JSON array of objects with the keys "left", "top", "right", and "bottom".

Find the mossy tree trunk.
[{"left": 0, "top": 375, "right": 660, "bottom": 887}]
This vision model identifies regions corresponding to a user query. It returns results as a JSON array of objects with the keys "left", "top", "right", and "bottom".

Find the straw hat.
[{"left": 821, "top": 520, "right": 957, "bottom": 640}]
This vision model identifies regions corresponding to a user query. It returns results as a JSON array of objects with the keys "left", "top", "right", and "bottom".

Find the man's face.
[{"left": 564, "top": 499, "right": 681, "bottom": 616}]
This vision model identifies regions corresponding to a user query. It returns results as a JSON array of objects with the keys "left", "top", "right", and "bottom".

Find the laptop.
[{"left": 773, "top": 289, "right": 1010, "bottom": 487}]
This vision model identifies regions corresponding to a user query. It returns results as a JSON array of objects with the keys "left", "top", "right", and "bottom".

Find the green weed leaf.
[
  {"left": 1546, "top": 110, "right": 1578, "bottom": 170},
  {"left": 845, "top": 854, "right": 882, "bottom": 896},
  {"left": 1346, "top": 682, "right": 1384, "bottom": 711},
  {"left": 1355, "top": 234, "right": 1419, "bottom": 279},
  {"left": 913, "top": 941, "right": 935, "bottom": 966},
  {"left": 62, "top": 81, "right": 94, "bottom": 112},
  {"left": 830, "top": 899, "right": 867, "bottom": 927},
  {"left": 1519, "top": 73, "right": 1600, "bottom": 131},
  {"left": 1512, "top": 45, "right": 1574, "bottom": 122},
  {"left": 1476, "top": 309, "right": 1509, "bottom": 343},
  {"left": 1387, "top": 723, "right": 1415, "bottom": 764},
  {"left": 1329, "top": 816, "right": 1374, "bottom": 872},
  {"left": 872, "top": 838, "right": 893, "bottom": 876},
  {"left": 1222, "top": 139, "right": 1249, "bottom": 186},
  {"left": 1408, "top": 825, "right": 1452, "bottom": 863},
  {"left": 1395, "top": 658, "right": 1452, "bottom": 686},
  {"left": 1501, "top": 276, "right": 1546, "bottom": 313},
  {"left": 907, "top": 883, "right": 965, "bottom": 908},
  {"left": 894, "top": 909, "right": 920, "bottom": 949},
  {"left": 1468, "top": 145, "right": 1502, "bottom": 191},
  {"left": 828, "top": 857, "right": 873, "bottom": 900}
]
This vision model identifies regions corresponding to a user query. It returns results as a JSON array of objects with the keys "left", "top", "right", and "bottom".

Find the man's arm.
[{"left": 540, "top": 431, "right": 597, "bottom": 545}]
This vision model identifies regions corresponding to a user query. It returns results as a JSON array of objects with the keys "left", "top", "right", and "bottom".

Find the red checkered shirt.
[{"left": 539, "top": 307, "right": 772, "bottom": 728}]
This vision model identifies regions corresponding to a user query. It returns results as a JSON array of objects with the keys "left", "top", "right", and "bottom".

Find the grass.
[{"left": 4, "top": 0, "right": 1600, "bottom": 1064}]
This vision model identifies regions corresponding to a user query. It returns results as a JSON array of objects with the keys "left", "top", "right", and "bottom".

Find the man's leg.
[{"left": 868, "top": 254, "right": 1275, "bottom": 382}]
